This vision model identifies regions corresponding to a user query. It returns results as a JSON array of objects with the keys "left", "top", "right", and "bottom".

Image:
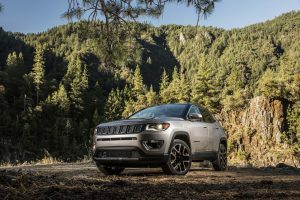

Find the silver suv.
[{"left": 93, "top": 104, "right": 227, "bottom": 175}]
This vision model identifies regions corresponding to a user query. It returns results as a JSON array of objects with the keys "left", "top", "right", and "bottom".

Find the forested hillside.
[{"left": 0, "top": 11, "right": 299, "bottom": 165}]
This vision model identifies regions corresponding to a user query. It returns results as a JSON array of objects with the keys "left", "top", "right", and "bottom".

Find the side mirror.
[{"left": 188, "top": 113, "right": 203, "bottom": 121}]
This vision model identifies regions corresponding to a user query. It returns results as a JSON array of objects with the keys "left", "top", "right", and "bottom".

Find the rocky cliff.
[{"left": 219, "top": 96, "right": 300, "bottom": 167}]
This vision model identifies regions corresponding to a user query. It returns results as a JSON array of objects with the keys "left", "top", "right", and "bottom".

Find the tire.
[
  {"left": 212, "top": 143, "right": 227, "bottom": 171},
  {"left": 96, "top": 162, "right": 125, "bottom": 175},
  {"left": 162, "top": 139, "right": 192, "bottom": 175}
]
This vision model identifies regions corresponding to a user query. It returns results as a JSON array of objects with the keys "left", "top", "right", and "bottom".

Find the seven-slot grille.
[{"left": 96, "top": 125, "right": 144, "bottom": 135}]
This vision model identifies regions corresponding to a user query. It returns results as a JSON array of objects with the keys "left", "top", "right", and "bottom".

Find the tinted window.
[
  {"left": 129, "top": 104, "right": 187, "bottom": 119},
  {"left": 199, "top": 107, "right": 216, "bottom": 123},
  {"left": 188, "top": 106, "right": 201, "bottom": 116}
]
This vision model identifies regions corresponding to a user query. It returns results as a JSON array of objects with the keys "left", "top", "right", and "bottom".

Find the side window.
[
  {"left": 199, "top": 107, "right": 216, "bottom": 123},
  {"left": 188, "top": 106, "right": 201, "bottom": 116}
]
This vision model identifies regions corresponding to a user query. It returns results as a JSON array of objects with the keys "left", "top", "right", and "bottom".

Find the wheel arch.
[
  {"left": 220, "top": 137, "right": 227, "bottom": 149},
  {"left": 170, "top": 131, "right": 191, "bottom": 149}
]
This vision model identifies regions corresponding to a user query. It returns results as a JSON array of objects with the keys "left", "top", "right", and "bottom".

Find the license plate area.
[{"left": 98, "top": 150, "right": 132, "bottom": 158}]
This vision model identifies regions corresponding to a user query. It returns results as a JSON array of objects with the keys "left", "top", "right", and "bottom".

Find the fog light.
[{"left": 142, "top": 140, "right": 164, "bottom": 150}]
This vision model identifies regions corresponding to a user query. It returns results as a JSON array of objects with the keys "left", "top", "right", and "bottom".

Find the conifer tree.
[
  {"left": 168, "top": 66, "right": 181, "bottom": 103},
  {"left": 18, "top": 52, "right": 24, "bottom": 66},
  {"left": 92, "top": 81, "right": 104, "bottom": 113},
  {"left": 64, "top": 53, "right": 82, "bottom": 86},
  {"left": 178, "top": 67, "right": 191, "bottom": 103},
  {"left": 66, "top": 54, "right": 89, "bottom": 112},
  {"left": 146, "top": 56, "right": 152, "bottom": 64},
  {"left": 192, "top": 66, "right": 220, "bottom": 113},
  {"left": 4, "top": 52, "right": 25, "bottom": 110},
  {"left": 122, "top": 99, "right": 136, "bottom": 118},
  {"left": 6, "top": 52, "right": 18, "bottom": 67},
  {"left": 104, "top": 88, "right": 124, "bottom": 121},
  {"left": 5, "top": 52, "right": 25, "bottom": 77},
  {"left": 146, "top": 85, "right": 158, "bottom": 106},
  {"left": 31, "top": 46, "right": 45, "bottom": 104},
  {"left": 132, "top": 65, "right": 146, "bottom": 96},
  {"left": 50, "top": 84, "right": 70, "bottom": 113},
  {"left": 159, "top": 68, "right": 170, "bottom": 103}
]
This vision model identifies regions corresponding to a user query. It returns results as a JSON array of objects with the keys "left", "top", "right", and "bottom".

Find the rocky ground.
[{"left": 0, "top": 162, "right": 300, "bottom": 200}]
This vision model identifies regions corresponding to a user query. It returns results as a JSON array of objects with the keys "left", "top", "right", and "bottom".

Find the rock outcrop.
[{"left": 218, "top": 96, "right": 299, "bottom": 167}]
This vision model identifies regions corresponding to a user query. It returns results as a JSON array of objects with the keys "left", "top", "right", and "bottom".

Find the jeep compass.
[{"left": 93, "top": 103, "right": 227, "bottom": 175}]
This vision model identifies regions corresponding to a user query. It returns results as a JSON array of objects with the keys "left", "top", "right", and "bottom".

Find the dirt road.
[{"left": 1, "top": 162, "right": 300, "bottom": 199}]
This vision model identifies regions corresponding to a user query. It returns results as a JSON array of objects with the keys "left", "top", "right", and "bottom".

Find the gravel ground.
[{"left": 1, "top": 162, "right": 300, "bottom": 199}]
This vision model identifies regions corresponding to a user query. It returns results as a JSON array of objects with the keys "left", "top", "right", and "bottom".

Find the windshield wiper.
[{"left": 128, "top": 116, "right": 155, "bottom": 120}]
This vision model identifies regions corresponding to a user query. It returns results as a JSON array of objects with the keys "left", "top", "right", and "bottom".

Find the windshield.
[{"left": 129, "top": 104, "right": 188, "bottom": 119}]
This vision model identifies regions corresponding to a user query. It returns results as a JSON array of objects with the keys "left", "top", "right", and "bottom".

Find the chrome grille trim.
[
  {"left": 97, "top": 137, "right": 138, "bottom": 141},
  {"left": 96, "top": 125, "right": 144, "bottom": 135}
]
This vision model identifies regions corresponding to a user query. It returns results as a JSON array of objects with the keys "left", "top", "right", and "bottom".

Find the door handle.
[
  {"left": 215, "top": 127, "right": 219, "bottom": 130},
  {"left": 203, "top": 127, "right": 207, "bottom": 128}
]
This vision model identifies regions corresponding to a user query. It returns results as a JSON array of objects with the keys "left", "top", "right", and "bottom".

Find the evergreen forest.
[{"left": 0, "top": 11, "right": 299, "bottom": 163}]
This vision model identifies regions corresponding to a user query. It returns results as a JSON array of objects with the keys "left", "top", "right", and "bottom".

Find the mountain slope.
[{"left": 0, "top": 11, "right": 299, "bottom": 165}]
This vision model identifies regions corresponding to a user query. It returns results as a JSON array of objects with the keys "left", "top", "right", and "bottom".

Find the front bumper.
[
  {"left": 93, "top": 147, "right": 169, "bottom": 167},
  {"left": 93, "top": 131, "right": 171, "bottom": 167}
]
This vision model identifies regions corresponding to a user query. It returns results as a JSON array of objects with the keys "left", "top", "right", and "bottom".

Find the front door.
[{"left": 187, "top": 106, "right": 210, "bottom": 152}]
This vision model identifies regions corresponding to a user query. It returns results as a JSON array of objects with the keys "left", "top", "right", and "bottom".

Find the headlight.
[{"left": 145, "top": 123, "right": 170, "bottom": 131}]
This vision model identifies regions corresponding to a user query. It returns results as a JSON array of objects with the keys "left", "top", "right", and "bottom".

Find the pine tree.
[
  {"left": 159, "top": 68, "right": 170, "bottom": 103},
  {"left": 192, "top": 66, "right": 220, "bottom": 113},
  {"left": 178, "top": 67, "right": 191, "bottom": 103},
  {"left": 68, "top": 56, "right": 89, "bottom": 112},
  {"left": 6, "top": 52, "right": 18, "bottom": 66},
  {"left": 132, "top": 65, "right": 146, "bottom": 96},
  {"left": 50, "top": 84, "right": 70, "bottom": 113},
  {"left": 64, "top": 53, "right": 82, "bottom": 86},
  {"left": 92, "top": 81, "right": 104, "bottom": 114},
  {"left": 146, "top": 85, "right": 158, "bottom": 106},
  {"left": 5, "top": 52, "right": 25, "bottom": 76},
  {"left": 168, "top": 66, "right": 181, "bottom": 103},
  {"left": 104, "top": 88, "right": 124, "bottom": 121},
  {"left": 146, "top": 56, "right": 152, "bottom": 64},
  {"left": 31, "top": 46, "right": 45, "bottom": 104},
  {"left": 4, "top": 52, "right": 25, "bottom": 109},
  {"left": 122, "top": 65, "right": 148, "bottom": 116},
  {"left": 18, "top": 52, "right": 24, "bottom": 66}
]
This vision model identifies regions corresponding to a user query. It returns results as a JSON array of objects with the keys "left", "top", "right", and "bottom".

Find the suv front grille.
[{"left": 96, "top": 125, "right": 145, "bottom": 135}]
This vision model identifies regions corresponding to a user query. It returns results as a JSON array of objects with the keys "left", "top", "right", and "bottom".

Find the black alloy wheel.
[
  {"left": 162, "top": 139, "right": 192, "bottom": 175},
  {"left": 212, "top": 143, "right": 227, "bottom": 171}
]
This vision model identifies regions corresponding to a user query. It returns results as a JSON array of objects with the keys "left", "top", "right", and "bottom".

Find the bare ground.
[{"left": 1, "top": 162, "right": 300, "bottom": 200}]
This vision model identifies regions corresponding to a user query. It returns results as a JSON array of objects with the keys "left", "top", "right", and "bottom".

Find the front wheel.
[
  {"left": 96, "top": 162, "right": 125, "bottom": 175},
  {"left": 212, "top": 143, "right": 227, "bottom": 171},
  {"left": 162, "top": 139, "right": 192, "bottom": 175}
]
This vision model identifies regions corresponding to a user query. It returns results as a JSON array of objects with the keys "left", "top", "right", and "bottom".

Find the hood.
[{"left": 97, "top": 117, "right": 184, "bottom": 127}]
